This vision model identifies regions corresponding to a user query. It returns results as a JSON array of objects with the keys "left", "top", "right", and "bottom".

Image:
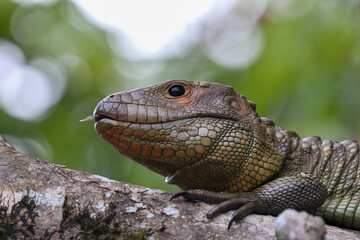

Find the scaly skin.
[{"left": 89, "top": 80, "right": 359, "bottom": 230}]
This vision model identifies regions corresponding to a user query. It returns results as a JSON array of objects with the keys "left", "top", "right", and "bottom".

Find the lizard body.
[{"left": 89, "top": 80, "right": 360, "bottom": 230}]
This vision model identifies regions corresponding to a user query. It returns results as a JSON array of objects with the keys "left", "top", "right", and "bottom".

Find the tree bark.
[{"left": 0, "top": 135, "right": 359, "bottom": 239}]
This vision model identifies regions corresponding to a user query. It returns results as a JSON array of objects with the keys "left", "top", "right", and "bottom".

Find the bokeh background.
[{"left": 0, "top": 0, "right": 359, "bottom": 193}]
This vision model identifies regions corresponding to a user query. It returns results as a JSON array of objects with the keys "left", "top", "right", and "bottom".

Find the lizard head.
[{"left": 90, "top": 80, "right": 282, "bottom": 192}]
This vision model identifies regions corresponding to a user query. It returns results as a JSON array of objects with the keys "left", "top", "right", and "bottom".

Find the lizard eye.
[{"left": 168, "top": 85, "right": 186, "bottom": 97}]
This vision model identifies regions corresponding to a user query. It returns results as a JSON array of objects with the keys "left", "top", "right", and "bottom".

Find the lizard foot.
[
  {"left": 171, "top": 189, "right": 259, "bottom": 229},
  {"left": 171, "top": 174, "right": 327, "bottom": 230}
]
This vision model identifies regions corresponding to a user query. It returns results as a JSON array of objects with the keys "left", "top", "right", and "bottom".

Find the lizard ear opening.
[{"left": 227, "top": 98, "right": 242, "bottom": 111}]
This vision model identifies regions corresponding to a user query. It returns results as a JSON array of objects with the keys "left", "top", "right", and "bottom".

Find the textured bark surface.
[{"left": 0, "top": 135, "right": 359, "bottom": 239}]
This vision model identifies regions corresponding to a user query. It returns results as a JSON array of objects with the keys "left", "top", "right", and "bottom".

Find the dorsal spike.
[
  {"left": 260, "top": 117, "right": 274, "bottom": 127},
  {"left": 247, "top": 101, "right": 256, "bottom": 111}
]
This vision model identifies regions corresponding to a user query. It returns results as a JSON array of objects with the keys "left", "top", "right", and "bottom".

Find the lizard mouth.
[
  {"left": 80, "top": 115, "right": 117, "bottom": 123},
  {"left": 81, "top": 113, "right": 237, "bottom": 125}
]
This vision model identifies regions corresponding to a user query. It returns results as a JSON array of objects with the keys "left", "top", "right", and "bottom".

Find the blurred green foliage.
[{"left": 0, "top": 0, "right": 359, "bottom": 193}]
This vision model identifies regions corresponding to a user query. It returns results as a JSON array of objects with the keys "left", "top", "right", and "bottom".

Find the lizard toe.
[
  {"left": 171, "top": 189, "right": 238, "bottom": 203},
  {"left": 206, "top": 194, "right": 257, "bottom": 219},
  {"left": 227, "top": 202, "right": 257, "bottom": 230}
]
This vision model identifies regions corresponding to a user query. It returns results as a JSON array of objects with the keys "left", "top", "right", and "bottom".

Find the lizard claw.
[
  {"left": 171, "top": 190, "right": 199, "bottom": 202},
  {"left": 170, "top": 191, "right": 188, "bottom": 201},
  {"left": 228, "top": 213, "right": 237, "bottom": 230},
  {"left": 227, "top": 201, "right": 257, "bottom": 230}
]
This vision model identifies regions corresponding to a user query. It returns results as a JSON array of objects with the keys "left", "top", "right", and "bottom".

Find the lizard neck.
[
  {"left": 168, "top": 115, "right": 285, "bottom": 193},
  {"left": 259, "top": 118, "right": 304, "bottom": 175}
]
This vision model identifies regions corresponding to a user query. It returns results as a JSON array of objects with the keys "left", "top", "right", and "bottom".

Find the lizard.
[{"left": 83, "top": 79, "right": 360, "bottom": 230}]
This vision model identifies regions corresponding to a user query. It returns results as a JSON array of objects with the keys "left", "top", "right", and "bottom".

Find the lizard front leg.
[{"left": 171, "top": 173, "right": 328, "bottom": 229}]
